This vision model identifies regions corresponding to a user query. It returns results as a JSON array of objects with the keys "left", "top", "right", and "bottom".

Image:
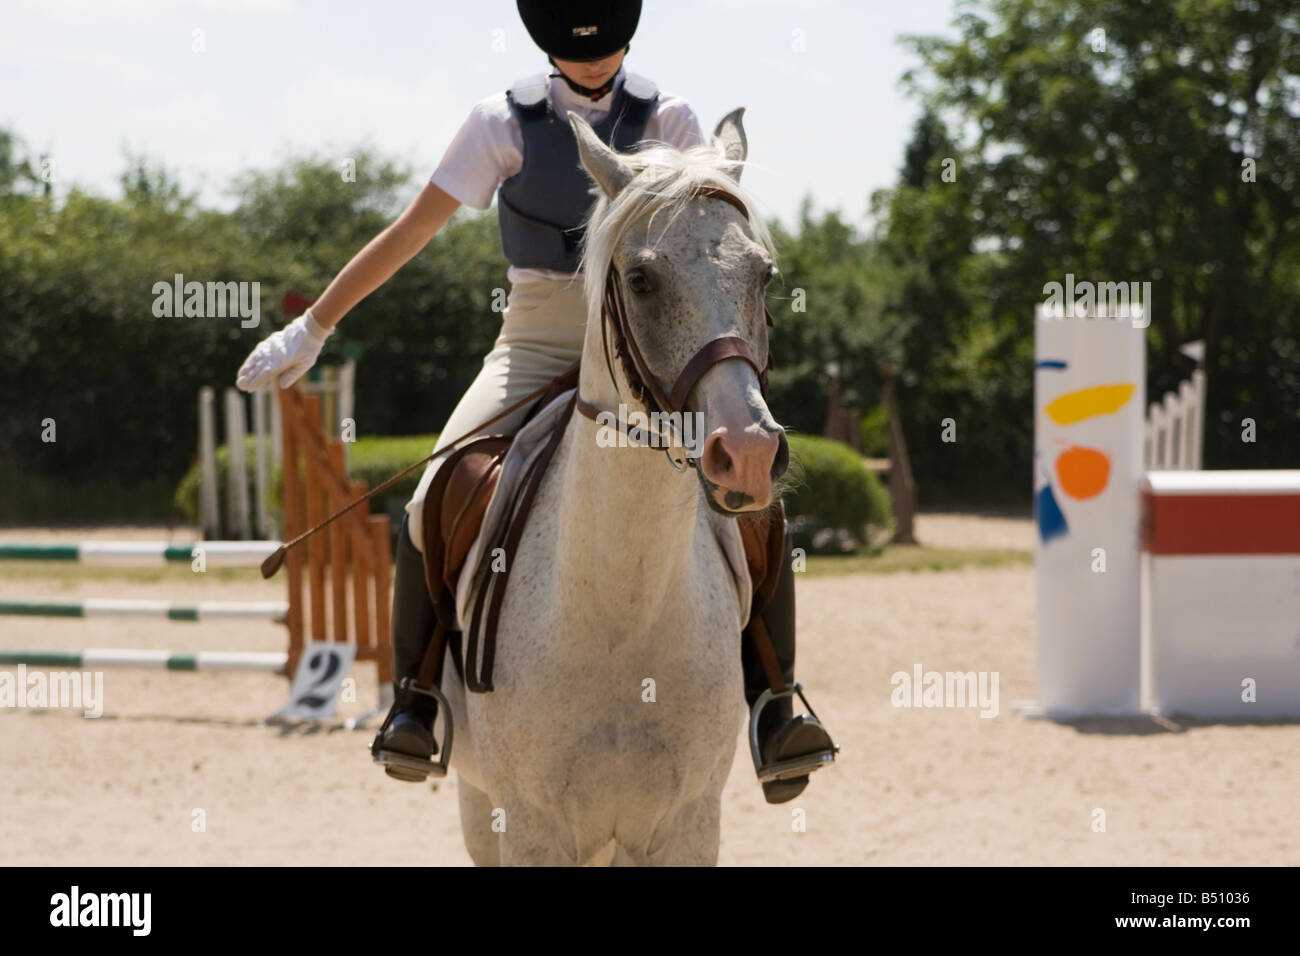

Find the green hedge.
[
  {"left": 172, "top": 434, "right": 440, "bottom": 535},
  {"left": 174, "top": 431, "right": 890, "bottom": 551},
  {"left": 784, "top": 433, "right": 893, "bottom": 553}
]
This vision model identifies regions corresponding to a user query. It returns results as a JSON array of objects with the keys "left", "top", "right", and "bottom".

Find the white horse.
[{"left": 439, "top": 108, "right": 787, "bottom": 866}]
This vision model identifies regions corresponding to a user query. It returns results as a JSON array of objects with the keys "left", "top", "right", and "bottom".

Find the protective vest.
[{"left": 497, "top": 72, "right": 658, "bottom": 272}]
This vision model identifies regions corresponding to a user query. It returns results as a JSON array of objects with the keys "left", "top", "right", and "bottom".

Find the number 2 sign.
[{"left": 279, "top": 642, "right": 357, "bottom": 720}]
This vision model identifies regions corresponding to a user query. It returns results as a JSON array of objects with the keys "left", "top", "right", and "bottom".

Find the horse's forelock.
[{"left": 579, "top": 143, "right": 774, "bottom": 329}]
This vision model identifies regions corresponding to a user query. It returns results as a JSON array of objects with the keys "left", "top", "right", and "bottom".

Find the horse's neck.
[{"left": 547, "top": 317, "right": 705, "bottom": 633}]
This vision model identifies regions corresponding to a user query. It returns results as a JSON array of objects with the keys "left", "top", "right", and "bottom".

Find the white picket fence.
[
  {"left": 199, "top": 361, "right": 355, "bottom": 540},
  {"left": 1143, "top": 341, "right": 1206, "bottom": 471},
  {"left": 1144, "top": 367, "right": 1206, "bottom": 471}
]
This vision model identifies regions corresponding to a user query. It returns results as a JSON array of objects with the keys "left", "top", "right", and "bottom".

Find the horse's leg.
[
  {"left": 625, "top": 794, "right": 723, "bottom": 867},
  {"left": 492, "top": 796, "right": 586, "bottom": 866},
  {"left": 456, "top": 776, "right": 500, "bottom": 867},
  {"left": 610, "top": 845, "right": 635, "bottom": 867}
]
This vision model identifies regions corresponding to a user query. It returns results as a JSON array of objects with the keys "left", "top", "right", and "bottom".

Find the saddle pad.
[{"left": 453, "top": 387, "right": 753, "bottom": 634}]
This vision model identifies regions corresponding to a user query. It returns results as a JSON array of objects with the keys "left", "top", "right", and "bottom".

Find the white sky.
[{"left": 4, "top": 0, "right": 959, "bottom": 231}]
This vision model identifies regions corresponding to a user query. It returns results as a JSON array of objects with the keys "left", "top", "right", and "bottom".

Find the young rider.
[{"left": 236, "top": 0, "right": 835, "bottom": 804}]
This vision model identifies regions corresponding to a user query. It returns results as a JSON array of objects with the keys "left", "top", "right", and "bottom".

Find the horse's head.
[{"left": 571, "top": 108, "right": 788, "bottom": 515}]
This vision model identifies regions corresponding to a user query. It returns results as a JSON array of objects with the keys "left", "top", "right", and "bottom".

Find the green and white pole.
[
  {"left": 0, "top": 649, "right": 287, "bottom": 672},
  {"left": 0, "top": 541, "right": 280, "bottom": 567},
  {"left": 0, "top": 599, "right": 288, "bottom": 623}
]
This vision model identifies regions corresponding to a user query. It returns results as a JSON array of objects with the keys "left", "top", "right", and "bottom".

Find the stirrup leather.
[
  {"left": 748, "top": 683, "right": 839, "bottom": 783},
  {"left": 369, "top": 678, "right": 454, "bottom": 780}
]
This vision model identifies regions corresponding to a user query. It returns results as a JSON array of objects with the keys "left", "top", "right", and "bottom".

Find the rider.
[{"left": 236, "top": 0, "right": 835, "bottom": 804}]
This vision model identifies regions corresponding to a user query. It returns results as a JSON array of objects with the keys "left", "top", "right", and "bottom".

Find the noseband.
[{"left": 574, "top": 186, "right": 775, "bottom": 470}]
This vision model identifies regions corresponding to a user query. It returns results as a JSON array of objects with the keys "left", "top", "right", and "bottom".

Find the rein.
[{"left": 574, "top": 186, "right": 775, "bottom": 470}]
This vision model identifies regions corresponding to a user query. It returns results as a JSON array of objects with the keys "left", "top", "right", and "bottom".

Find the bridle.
[{"left": 574, "top": 186, "right": 775, "bottom": 471}]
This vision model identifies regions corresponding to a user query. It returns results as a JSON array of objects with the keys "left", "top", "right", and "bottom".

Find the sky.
[{"left": 4, "top": 0, "right": 961, "bottom": 232}]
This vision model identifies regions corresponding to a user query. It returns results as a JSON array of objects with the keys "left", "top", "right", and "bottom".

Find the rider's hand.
[{"left": 236, "top": 310, "right": 333, "bottom": 391}]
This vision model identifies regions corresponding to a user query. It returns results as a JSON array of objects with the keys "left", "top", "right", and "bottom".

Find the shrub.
[
  {"left": 784, "top": 433, "right": 893, "bottom": 553},
  {"left": 173, "top": 434, "right": 440, "bottom": 536}
]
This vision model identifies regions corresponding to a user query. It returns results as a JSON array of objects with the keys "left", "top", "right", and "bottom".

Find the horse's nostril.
[
  {"left": 770, "top": 431, "right": 789, "bottom": 480},
  {"left": 703, "top": 433, "right": 734, "bottom": 478}
]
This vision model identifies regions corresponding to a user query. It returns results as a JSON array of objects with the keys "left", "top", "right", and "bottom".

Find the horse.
[{"left": 437, "top": 107, "right": 787, "bottom": 866}]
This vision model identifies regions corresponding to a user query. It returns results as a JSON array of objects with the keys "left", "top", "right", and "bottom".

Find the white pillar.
[
  {"left": 1034, "top": 305, "right": 1146, "bottom": 716},
  {"left": 224, "top": 387, "right": 253, "bottom": 541},
  {"left": 199, "top": 387, "right": 220, "bottom": 539}
]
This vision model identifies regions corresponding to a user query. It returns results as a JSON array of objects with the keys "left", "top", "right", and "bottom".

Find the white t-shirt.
[{"left": 430, "top": 65, "right": 707, "bottom": 284}]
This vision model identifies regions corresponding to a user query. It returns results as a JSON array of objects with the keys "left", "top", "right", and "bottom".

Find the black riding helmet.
[{"left": 516, "top": 0, "right": 641, "bottom": 62}]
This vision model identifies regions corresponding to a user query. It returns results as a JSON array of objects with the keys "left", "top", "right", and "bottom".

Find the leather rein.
[{"left": 573, "top": 186, "right": 775, "bottom": 470}]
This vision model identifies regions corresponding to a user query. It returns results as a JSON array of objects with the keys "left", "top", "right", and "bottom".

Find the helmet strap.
[{"left": 547, "top": 47, "right": 629, "bottom": 102}]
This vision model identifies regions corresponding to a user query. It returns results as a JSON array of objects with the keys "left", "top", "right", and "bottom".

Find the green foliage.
[
  {"left": 884, "top": 0, "right": 1300, "bottom": 496},
  {"left": 171, "top": 433, "right": 441, "bottom": 534},
  {"left": 170, "top": 436, "right": 274, "bottom": 537},
  {"left": 784, "top": 434, "right": 893, "bottom": 551},
  {"left": 764, "top": 203, "right": 911, "bottom": 437},
  {"left": 859, "top": 405, "right": 890, "bottom": 457},
  {"left": 346, "top": 434, "right": 441, "bottom": 519}
]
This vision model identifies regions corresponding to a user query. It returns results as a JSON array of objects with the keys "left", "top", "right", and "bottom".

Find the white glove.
[{"left": 236, "top": 310, "right": 333, "bottom": 391}]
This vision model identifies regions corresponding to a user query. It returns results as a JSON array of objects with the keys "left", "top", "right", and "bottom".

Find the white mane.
[{"left": 578, "top": 142, "right": 775, "bottom": 329}]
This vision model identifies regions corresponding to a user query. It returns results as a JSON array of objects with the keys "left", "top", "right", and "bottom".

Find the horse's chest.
[{"left": 474, "top": 551, "right": 745, "bottom": 796}]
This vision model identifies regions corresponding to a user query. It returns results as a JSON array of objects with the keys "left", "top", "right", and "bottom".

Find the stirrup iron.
[
  {"left": 369, "top": 678, "right": 454, "bottom": 781},
  {"left": 748, "top": 683, "right": 839, "bottom": 783}
]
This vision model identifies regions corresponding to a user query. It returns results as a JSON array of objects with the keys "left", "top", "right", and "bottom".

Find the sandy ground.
[{"left": 1, "top": 515, "right": 1296, "bottom": 866}]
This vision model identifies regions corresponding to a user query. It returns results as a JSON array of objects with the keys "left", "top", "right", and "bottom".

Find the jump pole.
[
  {"left": 0, "top": 541, "right": 280, "bottom": 566},
  {"left": 0, "top": 599, "right": 288, "bottom": 622},
  {"left": 0, "top": 649, "right": 286, "bottom": 672}
]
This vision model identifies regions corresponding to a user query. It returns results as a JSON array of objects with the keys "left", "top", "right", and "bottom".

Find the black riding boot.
[
  {"left": 373, "top": 514, "right": 440, "bottom": 782},
  {"left": 743, "top": 529, "right": 837, "bottom": 804}
]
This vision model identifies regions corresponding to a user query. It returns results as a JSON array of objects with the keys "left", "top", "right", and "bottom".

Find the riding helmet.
[{"left": 516, "top": 1, "right": 642, "bottom": 62}]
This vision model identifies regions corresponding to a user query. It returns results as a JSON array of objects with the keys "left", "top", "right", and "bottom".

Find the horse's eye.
[
  {"left": 627, "top": 271, "right": 652, "bottom": 294},
  {"left": 762, "top": 264, "right": 777, "bottom": 286}
]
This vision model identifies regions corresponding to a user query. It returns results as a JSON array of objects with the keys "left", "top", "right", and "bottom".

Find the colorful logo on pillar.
[{"left": 1035, "top": 360, "right": 1137, "bottom": 543}]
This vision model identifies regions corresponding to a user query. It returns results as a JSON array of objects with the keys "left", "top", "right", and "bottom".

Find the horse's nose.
[{"left": 699, "top": 424, "right": 784, "bottom": 510}]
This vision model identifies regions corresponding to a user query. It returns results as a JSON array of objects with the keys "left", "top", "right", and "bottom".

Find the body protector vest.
[{"left": 497, "top": 72, "right": 659, "bottom": 272}]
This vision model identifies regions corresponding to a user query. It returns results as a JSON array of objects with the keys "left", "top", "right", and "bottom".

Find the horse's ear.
[
  {"left": 569, "top": 113, "right": 635, "bottom": 200},
  {"left": 712, "top": 107, "right": 748, "bottom": 182}
]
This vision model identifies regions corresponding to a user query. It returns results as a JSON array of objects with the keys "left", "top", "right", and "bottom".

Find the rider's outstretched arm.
[{"left": 236, "top": 182, "right": 462, "bottom": 391}]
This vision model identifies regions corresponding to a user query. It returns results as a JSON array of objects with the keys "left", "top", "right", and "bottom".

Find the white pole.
[
  {"left": 199, "top": 387, "right": 220, "bottom": 539},
  {"left": 253, "top": 385, "right": 270, "bottom": 538},
  {"left": 225, "top": 387, "right": 253, "bottom": 540},
  {"left": 1162, "top": 391, "right": 1182, "bottom": 469},
  {"left": 1191, "top": 368, "right": 1206, "bottom": 470},
  {"left": 1034, "top": 305, "right": 1146, "bottom": 716}
]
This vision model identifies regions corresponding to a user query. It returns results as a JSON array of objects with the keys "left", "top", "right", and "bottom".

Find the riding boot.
[
  {"left": 374, "top": 514, "right": 440, "bottom": 782},
  {"left": 742, "top": 527, "right": 837, "bottom": 804}
]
